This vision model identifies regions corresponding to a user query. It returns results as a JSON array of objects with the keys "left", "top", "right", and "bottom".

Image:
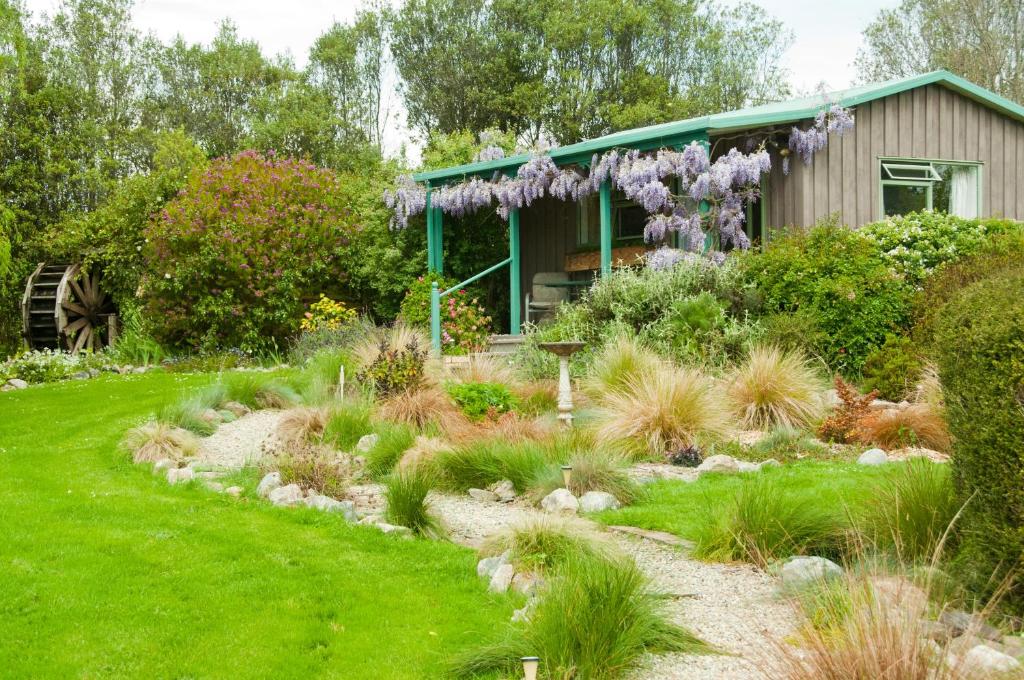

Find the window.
[
  {"left": 880, "top": 159, "right": 980, "bottom": 218},
  {"left": 614, "top": 202, "right": 647, "bottom": 241}
]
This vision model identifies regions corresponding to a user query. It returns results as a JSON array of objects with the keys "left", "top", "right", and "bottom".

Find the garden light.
[
  {"left": 561, "top": 465, "right": 573, "bottom": 489},
  {"left": 521, "top": 656, "right": 540, "bottom": 680}
]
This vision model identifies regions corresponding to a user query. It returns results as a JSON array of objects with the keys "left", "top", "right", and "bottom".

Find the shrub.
[
  {"left": 861, "top": 334, "right": 924, "bottom": 401},
  {"left": 398, "top": 273, "right": 458, "bottom": 328},
  {"left": 450, "top": 556, "right": 704, "bottom": 680},
  {"left": 861, "top": 211, "right": 1020, "bottom": 286},
  {"left": 300, "top": 294, "right": 357, "bottom": 334},
  {"left": 445, "top": 381, "right": 517, "bottom": 421},
  {"left": 141, "top": 151, "right": 359, "bottom": 352},
  {"left": 121, "top": 422, "right": 199, "bottom": 463},
  {"left": 384, "top": 466, "right": 444, "bottom": 538},
  {"left": 362, "top": 422, "right": 416, "bottom": 479},
  {"left": 857, "top": 460, "right": 960, "bottom": 563},
  {"left": 356, "top": 335, "right": 429, "bottom": 398},
  {"left": 743, "top": 221, "right": 913, "bottom": 374},
  {"left": 398, "top": 274, "right": 492, "bottom": 355},
  {"left": 818, "top": 377, "right": 878, "bottom": 444},
  {"left": 481, "top": 517, "right": 615, "bottom": 573},
  {"left": 759, "top": 309, "right": 826, "bottom": 359},
  {"left": 1, "top": 349, "right": 100, "bottom": 383},
  {"left": 595, "top": 365, "right": 732, "bottom": 458},
  {"left": 935, "top": 265, "right": 1024, "bottom": 608},
  {"left": 529, "top": 450, "right": 642, "bottom": 506},
  {"left": 694, "top": 475, "right": 846, "bottom": 567},
  {"left": 727, "top": 345, "right": 826, "bottom": 430},
  {"left": 273, "top": 449, "right": 349, "bottom": 497},
  {"left": 857, "top": 404, "right": 951, "bottom": 452}
]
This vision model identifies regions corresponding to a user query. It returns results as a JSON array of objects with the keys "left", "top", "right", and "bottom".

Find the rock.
[
  {"left": 217, "top": 409, "right": 237, "bottom": 423},
  {"left": 477, "top": 551, "right": 511, "bottom": 579},
  {"left": 757, "top": 458, "right": 782, "bottom": 469},
  {"left": 962, "top": 644, "right": 1021, "bottom": 674},
  {"left": 152, "top": 458, "right": 175, "bottom": 473},
  {"left": 1002, "top": 635, "right": 1024, "bottom": 652},
  {"left": 356, "top": 433, "right": 379, "bottom": 453},
  {"left": 133, "top": 366, "right": 148, "bottom": 374},
  {"left": 511, "top": 572, "right": 542, "bottom": 596},
  {"left": 511, "top": 603, "right": 533, "bottom": 623},
  {"left": 889, "top": 447, "right": 951, "bottom": 463},
  {"left": 488, "top": 479, "right": 517, "bottom": 503},
  {"left": 920, "top": 619, "right": 954, "bottom": 642},
  {"left": 205, "top": 481, "right": 224, "bottom": 493},
  {"left": 197, "top": 471, "right": 223, "bottom": 480},
  {"left": 357, "top": 514, "right": 383, "bottom": 526},
  {"left": 870, "top": 398, "right": 900, "bottom": 410},
  {"left": 0, "top": 384, "right": 14, "bottom": 392},
  {"left": 858, "top": 448, "right": 889, "bottom": 466},
  {"left": 940, "top": 609, "right": 1002, "bottom": 642},
  {"left": 540, "top": 488, "right": 579, "bottom": 515},
  {"left": 71, "top": 371, "right": 90, "bottom": 380},
  {"left": 199, "top": 408, "right": 222, "bottom": 426},
  {"left": 166, "top": 467, "right": 195, "bottom": 485},
  {"left": 88, "top": 368, "right": 101, "bottom": 378},
  {"left": 736, "top": 460, "right": 760, "bottom": 473},
  {"left": 823, "top": 389, "right": 841, "bottom": 407},
  {"left": 780, "top": 556, "right": 844, "bottom": 588},
  {"left": 696, "top": 454, "right": 739, "bottom": 474},
  {"left": 224, "top": 486, "right": 243, "bottom": 497},
  {"left": 268, "top": 483, "right": 304, "bottom": 507},
  {"left": 257, "top": 472, "right": 282, "bottom": 498},
  {"left": 489, "top": 563, "right": 515, "bottom": 593},
  {"left": 869, "top": 576, "right": 929, "bottom": 617},
  {"left": 7, "top": 378, "right": 28, "bottom": 390},
  {"left": 305, "top": 494, "right": 357, "bottom": 521},
  {"left": 468, "top": 488, "right": 500, "bottom": 503},
  {"left": 377, "top": 523, "right": 412, "bottom": 536},
  {"left": 221, "top": 401, "right": 251, "bottom": 418},
  {"left": 579, "top": 491, "right": 620, "bottom": 512}
]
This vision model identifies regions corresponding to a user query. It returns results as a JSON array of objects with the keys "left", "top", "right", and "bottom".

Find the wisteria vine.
[{"left": 384, "top": 101, "right": 854, "bottom": 252}]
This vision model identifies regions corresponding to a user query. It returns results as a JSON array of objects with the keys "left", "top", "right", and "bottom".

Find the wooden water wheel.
[{"left": 21, "top": 264, "right": 118, "bottom": 353}]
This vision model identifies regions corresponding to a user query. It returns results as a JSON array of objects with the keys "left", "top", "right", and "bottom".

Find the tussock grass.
[
  {"left": 274, "top": 407, "right": 329, "bottom": 452},
  {"left": 160, "top": 397, "right": 220, "bottom": 436},
  {"left": 584, "top": 335, "right": 665, "bottom": 397},
  {"left": 362, "top": 422, "right": 416, "bottom": 479},
  {"left": 530, "top": 450, "right": 643, "bottom": 505},
  {"left": 432, "top": 438, "right": 550, "bottom": 493},
  {"left": 450, "top": 555, "right": 706, "bottom": 680},
  {"left": 743, "top": 426, "right": 835, "bottom": 463},
  {"left": 857, "top": 459, "right": 962, "bottom": 563},
  {"left": 384, "top": 466, "right": 444, "bottom": 538},
  {"left": 727, "top": 345, "right": 827, "bottom": 430},
  {"left": 322, "top": 401, "right": 373, "bottom": 450},
  {"left": 481, "top": 517, "right": 616, "bottom": 572},
  {"left": 376, "top": 386, "right": 467, "bottom": 432},
  {"left": 595, "top": 365, "right": 732, "bottom": 458},
  {"left": 434, "top": 354, "right": 519, "bottom": 387},
  {"left": 121, "top": 421, "right": 199, "bottom": 463},
  {"left": 397, "top": 435, "right": 452, "bottom": 471},
  {"left": 513, "top": 379, "right": 559, "bottom": 416},
  {"left": 693, "top": 475, "right": 847, "bottom": 567},
  {"left": 291, "top": 348, "right": 357, "bottom": 404},
  {"left": 857, "top": 403, "right": 952, "bottom": 452}
]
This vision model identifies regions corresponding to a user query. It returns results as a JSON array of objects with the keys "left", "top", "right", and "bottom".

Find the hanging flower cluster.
[{"left": 386, "top": 101, "right": 854, "bottom": 250}]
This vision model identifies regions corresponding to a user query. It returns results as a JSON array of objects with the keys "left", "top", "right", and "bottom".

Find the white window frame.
[{"left": 878, "top": 157, "right": 983, "bottom": 218}]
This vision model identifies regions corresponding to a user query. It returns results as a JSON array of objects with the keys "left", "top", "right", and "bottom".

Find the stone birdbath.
[{"left": 538, "top": 341, "right": 585, "bottom": 427}]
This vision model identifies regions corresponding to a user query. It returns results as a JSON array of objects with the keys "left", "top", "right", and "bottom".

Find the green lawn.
[
  {"left": 0, "top": 372, "right": 513, "bottom": 679},
  {"left": 593, "top": 462, "right": 894, "bottom": 540}
]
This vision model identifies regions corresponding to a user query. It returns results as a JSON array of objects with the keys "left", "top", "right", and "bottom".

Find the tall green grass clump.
[
  {"left": 160, "top": 392, "right": 222, "bottom": 436},
  {"left": 384, "top": 467, "right": 444, "bottom": 538},
  {"left": 363, "top": 422, "right": 416, "bottom": 479},
  {"left": 481, "top": 517, "right": 614, "bottom": 573},
  {"left": 433, "top": 439, "right": 550, "bottom": 493},
  {"left": 530, "top": 450, "right": 643, "bottom": 506},
  {"left": 322, "top": 400, "right": 374, "bottom": 450},
  {"left": 694, "top": 475, "right": 845, "bottom": 567},
  {"left": 857, "top": 459, "right": 960, "bottom": 563},
  {"left": 450, "top": 556, "right": 705, "bottom": 680}
]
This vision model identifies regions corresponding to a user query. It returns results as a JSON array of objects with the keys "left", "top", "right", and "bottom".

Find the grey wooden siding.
[
  {"left": 755, "top": 84, "right": 1024, "bottom": 228},
  {"left": 517, "top": 195, "right": 578, "bottom": 319}
]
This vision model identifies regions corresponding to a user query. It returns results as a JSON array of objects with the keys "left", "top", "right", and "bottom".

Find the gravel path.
[{"left": 196, "top": 410, "right": 284, "bottom": 467}]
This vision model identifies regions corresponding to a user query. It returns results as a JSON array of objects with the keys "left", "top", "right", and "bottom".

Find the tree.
[{"left": 856, "top": 0, "right": 1024, "bottom": 101}]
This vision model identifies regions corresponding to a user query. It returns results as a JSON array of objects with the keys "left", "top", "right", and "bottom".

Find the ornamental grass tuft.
[
  {"left": 384, "top": 466, "right": 444, "bottom": 538},
  {"left": 480, "top": 517, "right": 616, "bottom": 573},
  {"left": 529, "top": 449, "right": 642, "bottom": 506},
  {"left": 449, "top": 555, "right": 706, "bottom": 680},
  {"left": 856, "top": 404, "right": 952, "bottom": 452},
  {"left": 584, "top": 335, "right": 666, "bottom": 397},
  {"left": 121, "top": 421, "right": 199, "bottom": 463},
  {"left": 727, "top": 345, "right": 827, "bottom": 430}
]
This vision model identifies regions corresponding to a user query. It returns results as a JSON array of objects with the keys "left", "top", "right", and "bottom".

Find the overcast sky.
[{"left": 23, "top": 0, "right": 899, "bottom": 157}]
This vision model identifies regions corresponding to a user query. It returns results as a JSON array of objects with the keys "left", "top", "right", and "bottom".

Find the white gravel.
[{"left": 196, "top": 410, "right": 284, "bottom": 467}]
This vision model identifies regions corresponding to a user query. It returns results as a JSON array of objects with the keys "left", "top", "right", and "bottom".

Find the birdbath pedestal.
[{"left": 538, "top": 341, "right": 585, "bottom": 427}]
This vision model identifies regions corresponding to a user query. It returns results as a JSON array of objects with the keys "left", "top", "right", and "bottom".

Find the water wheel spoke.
[
  {"left": 64, "top": 316, "right": 89, "bottom": 334},
  {"left": 62, "top": 301, "right": 88, "bottom": 316},
  {"left": 72, "top": 324, "right": 92, "bottom": 354},
  {"left": 69, "top": 278, "right": 88, "bottom": 307}
]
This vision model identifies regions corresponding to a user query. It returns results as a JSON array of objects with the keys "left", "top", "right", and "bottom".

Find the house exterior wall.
[
  {"left": 759, "top": 84, "right": 1024, "bottom": 228},
  {"left": 517, "top": 195, "right": 578, "bottom": 321}
]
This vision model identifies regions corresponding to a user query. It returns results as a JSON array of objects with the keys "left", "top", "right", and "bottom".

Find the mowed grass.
[
  {"left": 0, "top": 372, "right": 513, "bottom": 679},
  {"left": 592, "top": 462, "right": 894, "bottom": 542}
]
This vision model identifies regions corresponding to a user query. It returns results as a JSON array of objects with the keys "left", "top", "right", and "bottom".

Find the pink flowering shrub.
[
  {"left": 398, "top": 274, "right": 492, "bottom": 354},
  {"left": 141, "top": 151, "right": 358, "bottom": 351}
]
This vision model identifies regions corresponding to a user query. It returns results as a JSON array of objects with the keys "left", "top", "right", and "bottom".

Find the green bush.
[
  {"left": 861, "top": 211, "right": 1020, "bottom": 286},
  {"left": 743, "top": 221, "right": 913, "bottom": 375},
  {"left": 450, "top": 555, "right": 704, "bottom": 680},
  {"left": 445, "top": 381, "right": 517, "bottom": 420},
  {"left": 935, "top": 265, "right": 1024, "bottom": 609},
  {"left": 140, "top": 151, "right": 360, "bottom": 353},
  {"left": 397, "top": 274, "right": 493, "bottom": 355},
  {"left": 861, "top": 333, "right": 924, "bottom": 401},
  {"left": 398, "top": 273, "right": 458, "bottom": 328}
]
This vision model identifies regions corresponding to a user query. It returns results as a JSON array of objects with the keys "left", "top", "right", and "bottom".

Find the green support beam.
[
  {"left": 509, "top": 208, "right": 521, "bottom": 334},
  {"left": 425, "top": 188, "right": 436, "bottom": 272},
  {"left": 599, "top": 180, "right": 612, "bottom": 276},
  {"left": 432, "top": 207, "right": 444, "bottom": 274}
]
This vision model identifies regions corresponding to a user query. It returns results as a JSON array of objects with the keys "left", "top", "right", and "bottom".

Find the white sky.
[{"left": 23, "top": 0, "right": 900, "bottom": 159}]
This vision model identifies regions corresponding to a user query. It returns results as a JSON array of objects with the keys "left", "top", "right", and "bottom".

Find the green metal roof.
[{"left": 414, "top": 70, "right": 1024, "bottom": 185}]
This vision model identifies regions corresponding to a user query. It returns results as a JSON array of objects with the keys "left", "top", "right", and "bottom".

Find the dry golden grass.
[
  {"left": 432, "top": 354, "right": 520, "bottom": 388},
  {"left": 351, "top": 323, "right": 431, "bottom": 373},
  {"left": 121, "top": 422, "right": 200, "bottom": 463},
  {"left": 274, "top": 407, "right": 329, "bottom": 454},
  {"left": 444, "top": 411, "right": 558, "bottom": 446},
  {"left": 595, "top": 365, "right": 733, "bottom": 458},
  {"left": 584, "top": 335, "right": 666, "bottom": 399},
  {"left": 858, "top": 404, "right": 952, "bottom": 452},
  {"left": 375, "top": 385, "right": 468, "bottom": 432},
  {"left": 911, "top": 362, "right": 945, "bottom": 410},
  {"left": 727, "top": 345, "right": 827, "bottom": 430}
]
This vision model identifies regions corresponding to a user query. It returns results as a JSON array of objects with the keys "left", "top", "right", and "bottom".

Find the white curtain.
[{"left": 949, "top": 166, "right": 979, "bottom": 218}]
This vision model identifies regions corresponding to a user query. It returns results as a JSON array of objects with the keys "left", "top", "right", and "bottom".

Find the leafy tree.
[{"left": 856, "top": 0, "right": 1024, "bottom": 101}]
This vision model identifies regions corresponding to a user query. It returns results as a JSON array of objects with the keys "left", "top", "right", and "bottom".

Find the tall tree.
[{"left": 856, "top": 0, "right": 1024, "bottom": 101}]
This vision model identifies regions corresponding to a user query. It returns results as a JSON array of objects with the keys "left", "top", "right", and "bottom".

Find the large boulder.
[
  {"left": 468, "top": 488, "right": 499, "bottom": 503},
  {"left": 857, "top": 448, "right": 889, "bottom": 466},
  {"left": 696, "top": 454, "right": 739, "bottom": 474},
  {"left": 268, "top": 483, "right": 304, "bottom": 507},
  {"left": 579, "top": 491, "right": 620, "bottom": 513},
  {"left": 6, "top": 378, "right": 28, "bottom": 390},
  {"left": 780, "top": 556, "right": 844, "bottom": 588},
  {"left": 489, "top": 564, "right": 515, "bottom": 593},
  {"left": 540, "top": 488, "right": 579, "bottom": 515},
  {"left": 257, "top": 472, "right": 282, "bottom": 498}
]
